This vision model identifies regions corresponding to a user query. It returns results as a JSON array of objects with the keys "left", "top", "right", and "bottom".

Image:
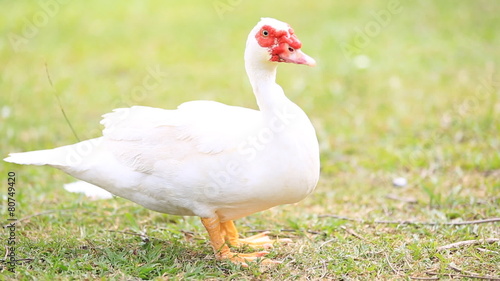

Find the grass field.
[{"left": 1, "top": 0, "right": 499, "bottom": 280}]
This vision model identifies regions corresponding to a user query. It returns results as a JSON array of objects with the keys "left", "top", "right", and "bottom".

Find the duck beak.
[{"left": 280, "top": 47, "right": 316, "bottom": 66}]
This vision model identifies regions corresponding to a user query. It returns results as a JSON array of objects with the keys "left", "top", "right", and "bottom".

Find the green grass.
[{"left": 1, "top": 0, "right": 499, "bottom": 279}]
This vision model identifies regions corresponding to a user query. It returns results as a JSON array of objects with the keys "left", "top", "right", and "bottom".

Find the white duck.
[{"left": 5, "top": 18, "right": 320, "bottom": 266}]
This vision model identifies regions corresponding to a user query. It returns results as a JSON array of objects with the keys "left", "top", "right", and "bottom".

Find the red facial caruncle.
[{"left": 255, "top": 25, "right": 303, "bottom": 62}]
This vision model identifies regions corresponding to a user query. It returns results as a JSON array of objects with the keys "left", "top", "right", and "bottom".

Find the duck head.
[{"left": 245, "top": 18, "right": 316, "bottom": 67}]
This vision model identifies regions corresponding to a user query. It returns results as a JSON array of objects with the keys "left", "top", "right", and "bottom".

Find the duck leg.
[
  {"left": 220, "top": 220, "right": 292, "bottom": 249},
  {"left": 201, "top": 217, "right": 275, "bottom": 266}
]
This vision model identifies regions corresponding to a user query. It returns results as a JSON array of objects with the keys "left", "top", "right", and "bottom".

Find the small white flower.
[
  {"left": 1, "top": 106, "right": 11, "bottom": 119},
  {"left": 392, "top": 177, "right": 408, "bottom": 187},
  {"left": 353, "top": 55, "right": 371, "bottom": 69}
]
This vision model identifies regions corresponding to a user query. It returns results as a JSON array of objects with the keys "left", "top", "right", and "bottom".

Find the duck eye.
[{"left": 262, "top": 30, "right": 269, "bottom": 36}]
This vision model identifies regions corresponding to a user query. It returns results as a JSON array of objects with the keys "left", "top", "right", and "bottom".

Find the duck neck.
[{"left": 245, "top": 60, "right": 290, "bottom": 114}]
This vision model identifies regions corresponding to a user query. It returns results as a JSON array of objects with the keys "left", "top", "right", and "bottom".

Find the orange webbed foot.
[
  {"left": 219, "top": 250, "right": 281, "bottom": 267},
  {"left": 201, "top": 217, "right": 285, "bottom": 267},
  {"left": 220, "top": 220, "right": 292, "bottom": 249},
  {"left": 235, "top": 231, "right": 293, "bottom": 249}
]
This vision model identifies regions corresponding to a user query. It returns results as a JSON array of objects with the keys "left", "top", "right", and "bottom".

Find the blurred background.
[
  {"left": 1, "top": 1, "right": 498, "bottom": 167},
  {"left": 1, "top": 0, "right": 499, "bottom": 228},
  {"left": 0, "top": 0, "right": 499, "bottom": 278},
  {"left": 1, "top": 0, "right": 499, "bottom": 227}
]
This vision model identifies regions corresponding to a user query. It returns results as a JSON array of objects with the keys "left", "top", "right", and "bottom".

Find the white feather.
[{"left": 64, "top": 181, "right": 113, "bottom": 200}]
